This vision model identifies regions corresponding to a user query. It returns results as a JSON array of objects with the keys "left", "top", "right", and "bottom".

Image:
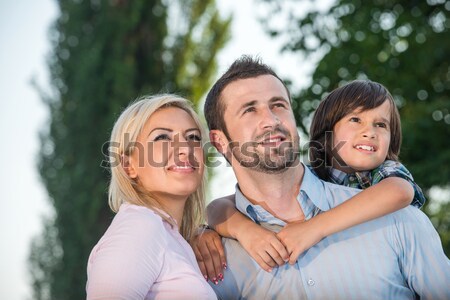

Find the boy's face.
[
  {"left": 332, "top": 100, "right": 391, "bottom": 173},
  {"left": 211, "top": 74, "right": 299, "bottom": 173}
]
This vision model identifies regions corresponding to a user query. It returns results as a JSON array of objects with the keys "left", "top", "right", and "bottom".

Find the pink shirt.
[{"left": 86, "top": 203, "right": 217, "bottom": 300}]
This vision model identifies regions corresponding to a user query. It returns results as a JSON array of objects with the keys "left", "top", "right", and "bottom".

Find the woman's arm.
[
  {"left": 87, "top": 209, "right": 163, "bottom": 299},
  {"left": 277, "top": 177, "right": 414, "bottom": 264}
]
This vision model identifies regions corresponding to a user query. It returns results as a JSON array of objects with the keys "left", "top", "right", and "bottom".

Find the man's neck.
[{"left": 234, "top": 162, "right": 306, "bottom": 223}]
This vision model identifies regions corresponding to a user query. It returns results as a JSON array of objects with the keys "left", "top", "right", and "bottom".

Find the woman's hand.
[
  {"left": 190, "top": 228, "right": 226, "bottom": 284},
  {"left": 236, "top": 223, "right": 289, "bottom": 272}
]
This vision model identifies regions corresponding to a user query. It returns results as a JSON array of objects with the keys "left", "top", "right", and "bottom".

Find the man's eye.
[
  {"left": 154, "top": 134, "right": 170, "bottom": 141},
  {"left": 273, "top": 103, "right": 286, "bottom": 109},
  {"left": 243, "top": 107, "right": 256, "bottom": 114}
]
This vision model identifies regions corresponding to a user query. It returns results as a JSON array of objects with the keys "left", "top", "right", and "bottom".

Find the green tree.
[
  {"left": 30, "top": 1, "right": 230, "bottom": 299},
  {"left": 258, "top": 0, "right": 450, "bottom": 253}
]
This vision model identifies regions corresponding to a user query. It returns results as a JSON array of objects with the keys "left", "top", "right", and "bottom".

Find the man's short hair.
[{"left": 204, "top": 55, "right": 291, "bottom": 137}]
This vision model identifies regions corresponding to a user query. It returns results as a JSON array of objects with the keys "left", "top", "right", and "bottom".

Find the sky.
[{"left": 0, "top": 1, "right": 310, "bottom": 299}]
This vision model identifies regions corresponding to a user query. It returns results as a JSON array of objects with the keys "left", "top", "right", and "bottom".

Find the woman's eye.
[
  {"left": 187, "top": 134, "right": 202, "bottom": 142},
  {"left": 154, "top": 134, "right": 170, "bottom": 141},
  {"left": 349, "top": 117, "right": 360, "bottom": 122}
]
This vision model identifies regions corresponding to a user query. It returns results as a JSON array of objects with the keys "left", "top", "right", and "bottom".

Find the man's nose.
[{"left": 260, "top": 108, "right": 280, "bottom": 129}]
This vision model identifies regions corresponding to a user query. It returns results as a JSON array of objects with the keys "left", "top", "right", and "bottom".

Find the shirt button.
[{"left": 307, "top": 279, "right": 315, "bottom": 286}]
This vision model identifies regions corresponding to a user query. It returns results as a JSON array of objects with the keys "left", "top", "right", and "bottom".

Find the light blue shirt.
[{"left": 210, "top": 165, "right": 450, "bottom": 300}]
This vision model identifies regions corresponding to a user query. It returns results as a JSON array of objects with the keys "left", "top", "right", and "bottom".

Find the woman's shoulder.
[{"left": 105, "top": 203, "right": 169, "bottom": 243}]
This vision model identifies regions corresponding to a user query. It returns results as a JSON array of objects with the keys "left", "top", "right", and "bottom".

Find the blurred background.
[{"left": 1, "top": 0, "right": 448, "bottom": 299}]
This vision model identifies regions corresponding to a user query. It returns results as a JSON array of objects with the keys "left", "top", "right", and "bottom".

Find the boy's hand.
[
  {"left": 190, "top": 228, "right": 226, "bottom": 284},
  {"left": 276, "top": 219, "right": 325, "bottom": 265},
  {"left": 236, "top": 223, "right": 289, "bottom": 272}
]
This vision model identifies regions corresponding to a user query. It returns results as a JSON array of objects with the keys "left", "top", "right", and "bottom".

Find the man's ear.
[
  {"left": 121, "top": 154, "right": 138, "bottom": 178},
  {"left": 209, "top": 130, "right": 228, "bottom": 155}
]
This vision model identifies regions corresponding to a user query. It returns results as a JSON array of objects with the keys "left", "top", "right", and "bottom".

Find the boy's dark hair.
[
  {"left": 204, "top": 55, "right": 291, "bottom": 138},
  {"left": 309, "top": 80, "right": 402, "bottom": 181}
]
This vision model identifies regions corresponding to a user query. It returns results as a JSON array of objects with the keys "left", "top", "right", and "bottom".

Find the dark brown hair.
[
  {"left": 309, "top": 80, "right": 402, "bottom": 181},
  {"left": 204, "top": 55, "right": 290, "bottom": 138}
]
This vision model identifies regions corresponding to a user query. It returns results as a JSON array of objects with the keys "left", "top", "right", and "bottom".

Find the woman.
[{"left": 86, "top": 94, "right": 217, "bottom": 299}]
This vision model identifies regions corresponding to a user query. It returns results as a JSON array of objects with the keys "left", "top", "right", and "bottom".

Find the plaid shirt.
[{"left": 328, "top": 160, "right": 426, "bottom": 208}]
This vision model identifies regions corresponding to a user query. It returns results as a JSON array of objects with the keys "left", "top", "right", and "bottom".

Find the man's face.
[{"left": 217, "top": 74, "right": 299, "bottom": 173}]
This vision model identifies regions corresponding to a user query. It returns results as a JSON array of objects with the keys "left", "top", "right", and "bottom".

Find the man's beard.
[{"left": 229, "top": 127, "right": 300, "bottom": 174}]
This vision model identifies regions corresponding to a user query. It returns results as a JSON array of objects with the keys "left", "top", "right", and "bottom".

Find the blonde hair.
[{"left": 108, "top": 94, "right": 207, "bottom": 240}]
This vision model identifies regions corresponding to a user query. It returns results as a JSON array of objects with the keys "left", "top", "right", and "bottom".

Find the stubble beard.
[{"left": 230, "top": 128, "right": 300, "bottom": 174}]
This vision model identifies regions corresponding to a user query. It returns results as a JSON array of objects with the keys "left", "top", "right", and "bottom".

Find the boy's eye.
[
  {"left": 349, "top": 117, "right": 360, "bottom": 123},
  {"left": 154, "top": 134, "right": 170, "bottom": 141},
  {"left": 375, "top": 122, "right": 387, "bottom": 128}
]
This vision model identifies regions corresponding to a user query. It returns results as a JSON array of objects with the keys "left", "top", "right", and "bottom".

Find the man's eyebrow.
[
  {"left": 269, "top": 96, "right": 289, "bottom": 104},
  {"left": 237, "top": 100, "right": 257, "bottom": 114}
]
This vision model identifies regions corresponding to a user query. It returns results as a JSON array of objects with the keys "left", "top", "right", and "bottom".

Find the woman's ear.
[{"left": 121, "top": 154, "right": 138, "bottom": 178}]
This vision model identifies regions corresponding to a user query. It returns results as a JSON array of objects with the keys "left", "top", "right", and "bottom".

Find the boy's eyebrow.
[{"left": 378, "top": 117, "right": 390, "bottom": 124}]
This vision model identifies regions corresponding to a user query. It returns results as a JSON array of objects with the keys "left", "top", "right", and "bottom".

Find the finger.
[
  {"left": 272, "top": 237, "right": 290, "bottom": 261},
  {"left": 212, "top": 235, "right": 227, "bottom": 269},
  {"left": 265, "top": 245, "right": 286, "bottom": 266},
  {"left": 192, "top": 245, "right": 209, "bottom": 280},
  {"left": 288, "top": 248, "right": 300, "bottom": 265},
  {"left": 206, "top": 239, "right": 223, "bottom": 281},
  {"left": 258, "top": 250, "right": 278, "bottom": 269},
  {"left": 253, "top": 253, "right": 275, "bottom": 272},
  {"left": 198, "top": 243, "right": 217, "bottom": 284}
]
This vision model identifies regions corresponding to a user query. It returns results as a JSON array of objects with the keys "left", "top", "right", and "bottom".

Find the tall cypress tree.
[{"left": 30, "top": 1, "right": 230, "bottom": 299}]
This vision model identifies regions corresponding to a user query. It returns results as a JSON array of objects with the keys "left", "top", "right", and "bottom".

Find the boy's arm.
[
  {"left": 207, "top": 195, "right": 289, "bottom": 272},
  {"left": 374, "top": 160, "right": 426, "bottom": 208},
  {"left": 277, "top": 177, "right": 414, "bottom": 264}
]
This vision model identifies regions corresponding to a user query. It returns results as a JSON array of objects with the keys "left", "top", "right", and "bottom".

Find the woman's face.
[{"left": 128, "top": 106, "right": 204, "bottom": 200}]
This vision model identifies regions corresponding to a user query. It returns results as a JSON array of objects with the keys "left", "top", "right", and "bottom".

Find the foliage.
[
  {"left": 257, "top": 0, "right": 450, "bottom": 254},
  {"left": 30, "top": 0, "right": 230, "bottom": 299}
]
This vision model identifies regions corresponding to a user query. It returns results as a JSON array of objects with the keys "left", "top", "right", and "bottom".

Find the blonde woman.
[{"left": 86, "top": 94, "right": 216, "bottom": 299}]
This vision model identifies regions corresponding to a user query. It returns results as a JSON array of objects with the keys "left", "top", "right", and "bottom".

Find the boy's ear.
[
  {"left": 121, "top": 154, "right": 138, "bottom": 178},
  {"left": 209, "top": 130, "right": 228, "bottom": 155}
]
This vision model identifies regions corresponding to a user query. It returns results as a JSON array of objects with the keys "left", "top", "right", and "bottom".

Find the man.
[{"left": 196, "top": 56, "right": 450, "bottom": 299}]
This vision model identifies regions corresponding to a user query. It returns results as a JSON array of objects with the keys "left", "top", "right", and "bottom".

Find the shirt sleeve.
[
  {"left": 393, "top": 208, "right": 450, "bottom": 300},
  {"left": 86, "top": 208, "right": 166, "bottom": 300},
  {"left": 373, "top": 160, "right": 426, "bottom": 208}
]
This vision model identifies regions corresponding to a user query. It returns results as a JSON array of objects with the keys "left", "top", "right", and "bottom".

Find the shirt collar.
[
  {"left": 234, "top": 164, "right": 332, "bottom": 224},
  {"left": 328, "top": 167, "right": 348, "bottom": 185},
  {"left": 301, "top": 165, "right": 332, "bottom": 212}
]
